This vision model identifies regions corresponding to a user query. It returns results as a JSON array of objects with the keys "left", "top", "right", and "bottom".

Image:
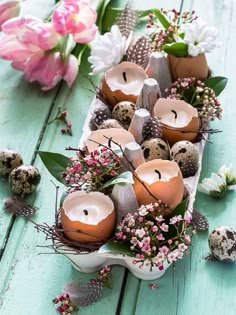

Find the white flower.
[
  {"left": 218, "top": 165, "right": 236, "bottom": 188},
  {"left": 198, "top": 172, "right": 227, "bottom": 198},
  {"left": 88, "top": 25, "right": 131, "bottom": 74},
  {"left": 183, "top": 18, "right": 218, "bottom": 57}
]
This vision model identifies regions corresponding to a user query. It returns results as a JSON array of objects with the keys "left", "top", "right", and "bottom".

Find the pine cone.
[{"left": 142, "top": 117, "right": 162, "bottom": 141}]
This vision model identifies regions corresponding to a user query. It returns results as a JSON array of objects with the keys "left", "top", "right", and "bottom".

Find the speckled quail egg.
[
  {"left": 112, "top": 101, "right": 137, "bottom": 129},
  {"left": 98, "top": 119, "right": 124, "bottom": 129},
  {"left": 0, "top": 149, "right": 23, "bottom": 176},
  {"left": 208, "top": 226, "right": 236, "bottom": 262},
  {"left": 170, "top": 141, "right": 199, "bottom": 178},
  {"left": 9, "top": 165, "right": 41, "bottom": 195},
  {"left": 141, "top": 138, "right": 169, "bottom": 161}
]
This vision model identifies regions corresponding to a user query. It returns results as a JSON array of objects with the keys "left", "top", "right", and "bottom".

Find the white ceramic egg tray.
[{"left": 66, "top": 54, "right": 207, "bottom": 280}]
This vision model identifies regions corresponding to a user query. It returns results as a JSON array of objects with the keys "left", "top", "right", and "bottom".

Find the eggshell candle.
[
  {"left": 61, "top": 191, "right": 116, "bottom": 243},
  {"left": 85, "top": 128, "right": 136, "bottom": 153},
  {"left": 133, "top": 159, "right": 184, "bottom": 211},
  {"left": 153, "top": 98, "right": 200, "bottom": 145},
  {"left": 102, "top": 61, "right": 147, "bottom": 107},
  {"left": 167, "top": 53, "right": 209, "bottom": 81}
]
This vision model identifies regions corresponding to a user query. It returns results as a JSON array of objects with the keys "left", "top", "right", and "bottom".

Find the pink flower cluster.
[
  {"left": 0, "top": 0, "right": 97, "bottom": 90},
  {"left": 147, "top": 9, "right": 196, "bottom": 52},
  {"left": 53, "top": 293, "right": 78, "bottom": 314},
  {"left": 62, "top": 147, "right": 121, "bottom": 192},
  {"left": 166, "top": 77, "right": 222, "bottom": 120},
  {"left": 116, "top": 203, "right": 193, "bottom": 269}
]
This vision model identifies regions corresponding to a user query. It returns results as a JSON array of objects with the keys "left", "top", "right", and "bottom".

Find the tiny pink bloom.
[
  {"left": 184, "top": 234, "right": 191, "bottom": 243},
  {"left": 157, "top": 233, "right": 165, "bottom": 241},
  {"left": 0, "top": 0, "right": 21, "bottom": 30},
  {"left": 159, "top": 246, "right": 169, "bottom": 255},
  {"left": 52, "top": 0, "right": 97, "bottom": 43},
  {"left": 178, "top": 243, "right": 188, "bottom": 252},
  {"left": 135, "top": 228, "right": 146, "bottom": 238},
  {"left": 151, "top": 225, "right": 158, "bottom": 232},
  {"left": 149, "top": 283, "right": 158, "bottom": 290},
  {"left": 160, "top": 223, "right": 169, "bottom": 232},
  {"left": 142, "top": 243, "right": 151, "bottom": 252}
]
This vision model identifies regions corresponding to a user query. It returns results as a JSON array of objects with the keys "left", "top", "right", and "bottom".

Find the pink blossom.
[
  {"left": 135, "top": 228, "right": 146, "bottom": 238},
  {"left": 52, "top": 0, "right": 97, "bottom": 43},
  {"left": 0, "top": 0, "right": 21, "bottom": 30},
  {"left": 151, "top": 225, "right": 158, "bottom": 232},
  {"left": 168, "top": 251, "right": 177, "bottom": 262},
  {"left": 184, "top": 234, "right": 191, "bottom": 243},
  {"left": 142, "top": 243, "right": 151, "bottom": 253},
  {"left": 178, "top": 243, "right": 188, "bottom": 252},
  {"left": 0, "top": 16, "right": 78, "bottom": 90},
  {"left": 169, "top": 215, "right": 182, "bottom": 225},
  {"left": 159, "top": 246, "right": 169, "bottom": 255},
  {"left": 160, "top": 223, "right": 169, "bottom": 232},
  {"left": 157, "top": 233, "right": 165, "bottom": 241}
]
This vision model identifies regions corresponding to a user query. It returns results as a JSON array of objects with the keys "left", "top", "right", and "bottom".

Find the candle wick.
[
  {"left": 122, "top": 71, "right": 127, "bottom": 82},
  {"left": 83, "top": 209, "right": 88, "bottom": 215},
  {"left": 154, "top": 170, "right": 161, "bottom": 179},
  {"left": 171, "top": 110, "right": 177, "bottom": 119}
]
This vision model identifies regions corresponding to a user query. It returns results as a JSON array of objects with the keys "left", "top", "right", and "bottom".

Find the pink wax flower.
[
  {"left": 0, "top": 16, "right": 79, "bottom": 90},
  {"left": 0, "top": 0, "right": 21, "bottom": 30},
  {"left": 52, "top": 0, "right": 97, "bottom": 43}
]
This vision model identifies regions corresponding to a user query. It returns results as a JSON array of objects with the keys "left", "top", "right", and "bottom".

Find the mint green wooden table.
[{"left": 0, "top": 0, "right": 236, "bottom": 314}]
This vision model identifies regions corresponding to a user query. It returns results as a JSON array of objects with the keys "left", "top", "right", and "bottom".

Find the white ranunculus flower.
[
  {"left": 88, "top": 25, "right": 131, "bottom": 74},
  {"left": 198, "top": 173, "right": 227, "bottom": 198},
  {"left": 183, "top": 17, "right": 218, "bottom": 57}
]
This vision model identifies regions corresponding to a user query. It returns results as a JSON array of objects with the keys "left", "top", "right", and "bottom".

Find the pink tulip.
[
  {"left": 24, "top": 52, "right": 79, "bottom": 90},
  {"left": 0, "top": 0, "right": 21, "bottom": 30},
  {"left": 52, "top": 0, "right": 97, "bottom": 43},
  {"left": 0, "top": 16, "right": 79, "bottom": 90}
]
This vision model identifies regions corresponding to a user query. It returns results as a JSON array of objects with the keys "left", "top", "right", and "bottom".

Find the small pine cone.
[
  {"left": 89, "top": 106, "right": 112, "bottom": 130},
  {"left": 142, "top": 117, "right": 162, "bottom": 141}
]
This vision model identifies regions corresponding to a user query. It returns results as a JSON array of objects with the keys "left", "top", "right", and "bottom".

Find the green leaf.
[
  {"left": 98, "top": 241, "right": 133, "bottom": 256},
  {"left": 37, "top": 151, "right": 70, "bottom": 184},
  {"left": 166, "top": 200, "right": 187, "bottom": 239},
  {"left": 154, "top": 10, "right": 171, "bottom": 29},
  {"left": 96, "top": 0, "right": 112, "bottom": 33},
  {"left": 99, "top": 171, "right": 134, "bottom": 190},
  {"left": 204, "top": 76, "right": 228, "bottom": 96},
  {"left": 163, "top": 42, "right": 188, "bottom": 57},
  {"left": 172, "top": 199, "right": 187, "bottom": 217}
]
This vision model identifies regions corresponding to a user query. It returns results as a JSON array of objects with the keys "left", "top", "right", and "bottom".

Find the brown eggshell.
[
  {"left": 85, "top": 128, "right": 136, "bottom": 153},
  {"left": 133, "top": 159, "right": 184, "bottom": 212},
  {"left": 102, "top": 61, "right": 147, "bottom": 107},
  {"left": 61, "top": 191, "right": 116, "bottom": 243},
  {"left": 154, "top": 98, "right": 200, "bottom": 145},
  {"left": 167, "top": 53, "right": 209, "bottom": 81}
]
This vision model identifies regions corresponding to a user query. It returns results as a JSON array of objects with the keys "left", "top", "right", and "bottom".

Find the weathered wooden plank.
[
  {"left": 121, "top": 0, "right": 236, "bottom": 314},
  {"left": 0, "top": 47, "right": 126, "bottom": 314},
  {"left": 0, "top": 0, "right": 60, "bottom": 252}
]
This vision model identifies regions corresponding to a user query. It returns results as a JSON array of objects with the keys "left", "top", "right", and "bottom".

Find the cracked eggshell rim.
[
  {"left": 61, "top": 191, "right": 116, "bottom": 243},
  {"left": 133, "top": 159, "right": 184, "bottom": 210},
  {"left": 153, "top": 98, "right": 200, "bottom": 145},
  {"left": 85, "top": 127, "right": 136, "bottom": 153},
  {"left": 102, "top": 61, "right": 147, "bottom": 107}
]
